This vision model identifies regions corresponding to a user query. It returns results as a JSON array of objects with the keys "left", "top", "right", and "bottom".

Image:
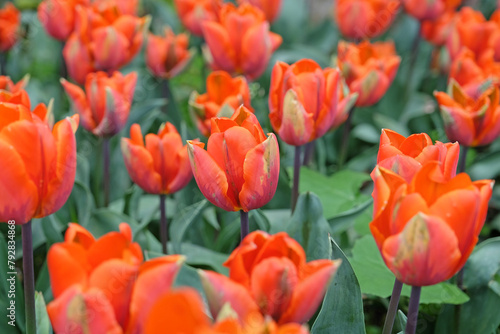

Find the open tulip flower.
[
  {"left": 237, "top": 0, "right": 283, "bottom": 22},
  {"left": 62, "top": 71, "right": 137, "bottom": 137},
  {"left": 435, "top": 80, "right": 500, "bottom": 147},
  {"left": 200, "top": 231, "right": 342, "bottom": 325},
  {"left": 146, "top": 27, "right": 193, "bottom": 79},
  {"left": 202, "top": 3, "right": 282, "bottom": 80},
  {"left": 63, "top": 5, "right": 148, "bottom": 84},
  {"left": 187, "top": 106, "right": 279, "bottom": 213},
  {"left": 174, "top": 0, "right": 222, "bottom": 37},
  {"left": 269, "top": 58, "right": 357, "bottom": 146},
  {"left": 0, "top": 74, "right": 29, "bottom": 93},
  {"left": 0, "top": 2, "right": 20, "bottom": 52},
  {"left": 370, "top": 161, "right": 493, "bottom": 287},
  {"left": 334, "top": 0, "right": 400, "bottom": 40},
  {"left": 421, "top": 11, "right": 457, "bottom": 46},
  {"left": 189, "top": 70, "right": 253, "bottom": 137},
  {"left": 402, "top": 0, "right": 460, "bottom": 21},
  {"left": 37, "top": 0, "right": 90, "bottom": 41},
  {"left": 337, "top": 40, "right": 401, "bottom": 107}
]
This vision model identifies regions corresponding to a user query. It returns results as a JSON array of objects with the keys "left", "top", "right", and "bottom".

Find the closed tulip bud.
[
  {"left": 146, "top": 27, "right": 193, "bottom": 79},
  {"left": 337, "top": 40, "right": 401, "bottom": 107},
  {"left": 61, "top": 71, "right": 137, "bottom": 137},
  {"left": 121, "top": 123, "right": 193, "bottom": 195},
  {"left": 174, "top": 0, "right": 222, "bottom": 36},
  {"left": 190, "top": 71, "right": 253, "bottom": 137},
  {"left": 0, "top": 96, "right": 78, "bottom": 224},
  {"left": 435, "top": 80, "right": 500, "bottom": 147},
  {"left": 334, "top": 0, "right": 400, "bottom": 39},
  {"left": 0, "top": 3, "right": 20, "bottom": 52},
  {"left": 202, "top": 3, "right": 282, "bottom": 80},
  {"left": 269, "top": 59, "right": 352, "bottom": 146},
  {"left": 402, "top": 0, "right": 460, "bottom": 21},
  {"left": 237, "top": 0, "right": 283, "bottom": 22},
  {"left": 187, "top": 106, "right": 279, "bottom": 212},
  {"left": 38, "top": 0, "right": 90, "bottom": 41},
  {"left": 370, "top": 162, "right": 493, "bottom": 286},
  {"left": 0, "top": 74, "right": 29, "bottom": 93}
]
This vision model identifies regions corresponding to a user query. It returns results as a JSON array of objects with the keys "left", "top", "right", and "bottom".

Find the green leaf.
[
  {"left": 464, "top": 237, "right": 500, "bottom": 289},
  {"left": 287, "top": 192, "right": 331, "bottom": 261},
  {"left": 299, "top": 168, "right": 371, "bottom": 220},
  {"left": 170, "top": 200, "right": 209, "bottom": 253},
  {"left": 312, "top": 237, "right": 366, "bottom": 333},
  {"left": 397, "top": 310, "right": 407, "bottom": 333},
  {"left": 349, "top": 236, "right": 469, "bottom": 305},
  {"left": 35, "top": 291, "right": 52, "bottom": 334}
]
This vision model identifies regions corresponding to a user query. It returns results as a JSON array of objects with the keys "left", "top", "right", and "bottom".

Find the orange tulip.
[
  {"left": 337, "top": 40, "right": 401, "bottom": 107},
  {"left": 93, "top": 0, "right": 139, "bottom": 16},
  {"left": 201, "top": 231, "right": 342, "bottom": 324},
  {"left": 190, "top": 71, "right": 253, "bottom": 137},
  {"left": 174, "top": 0, "right": 222, "bottom": 36},
  {"left": 202, "top": 3, "right": 282, "bottom": 80},
  {"left": 237, "top": 0, "right": 283, "bottom": 22},
  {"left": 187, "top": 106, "right": 279, "bottom": 212},
  {"left": 61, "top": 71, "right": 137, "bottom": 137},
  {"left": 421, "top": 10, "right": 457, "bottom": 46},
  {"left": 0, "top": 2, "right": 20, "bottom": 52},
  {"left": 0, "top": 74, "right": 29, "bottom": 93},
  {"left": 121, "top": 123, "right": 192, "bottom": 195},
  {"left": 146, "top": 27, "right": 193, "bottom": 79},
  {"left": 63, "top": 5, "right": 148, "bottom": 84},
  {"left": 377, "top": 128, "right": 459, "bottom": 183},
  {"left": 38, "top": 0, "right": 90, "bottom": 41},
  {"left": 402, "top": 0, "right": 460, "bottom": 21},
  {"left": 435, "top": 80, "right": 500, "bottom": 147},
  {"left": 0, "top": 94, "right": 78, "bottom": 224},
  {"left": 47, "top": 223, "right": 143, "bottom": 330},
  {"left": 370, "top": 162, "right": 493, "bottom": 286},
  {"left": 334, "top": 0, "right": 400, "bottom": 39},
  {"left": 269, "top": 59, "right": 357, "bottom": 146}
]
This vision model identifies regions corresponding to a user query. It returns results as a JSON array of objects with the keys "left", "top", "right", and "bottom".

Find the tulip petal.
[
  {"left": 61, "top": 78, "right": 95, "bottom": 131},
  {"left": 202, "top": 21, "right": 236, "bottom": 72},
  {"left": 277, "top": 89, "right": 315, "bottom": 146},
  {"left": 241, "top": 22, "right": 271, "bottom": 80}
]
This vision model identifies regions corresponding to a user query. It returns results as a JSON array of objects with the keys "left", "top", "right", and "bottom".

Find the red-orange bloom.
[
  {"left": 0, "top": 93, "right": 78, "bottom": 224},
  {"left": 370, "top": 162, "right": 493, "bottom": 286},
  {"left": 377, "top": 129, "right": 459, "bottom": 183},
  {"left": 63, "top": 5, "right": 148, "bottom": 84},
  {"left": 237, "top": 0, "right": 283, "bottom": 22},
  {"left": 269, "top": 59, "right": 357, "bottom": 146},
  {"left": 146, "top": 27, "right": 193, "bottom": 79},
  {"left": 201, "top": 231, "right": 341, "bottom": 325},
  {"left": 190, "top": 71, "right": 253, "bottom": 137},
  {"left": 174, "top": 0, "right": 221, "bottom": 36},
  {"left": 202, "top": 3, "right": 282, "bottom": 80},
  {"left": 337, "top": 40, "right": 401, "bottom": 107},
  {"left": 435, "top": 80, "right": 500, "bottom": 147},
  {"left": 421, "top": 10, "right": 457, "bottom": 46},
  {"left": 0, "top": 74, "right": 29, "bottom": 93},
  {"left": 187, "top": 106, "right": 279, "bottom": 212},
  {"left": 121, "top": 123, "right": 192, "bottom": 195},
  {"left": 0, "top": 2, "right": 20, "bottom": 52},
  {"left": 38, "top": 0, "right": 90, "bottom": 41},
  {"left": 402, "top": 0, "right": 460, "bottom": 21},
  {"left": 93, "top": 0, "right": 139, "bottom": 16},
  {"left": 334, "top": 0, "right": 400, "bottom": 39},
  {"left": 61, "top": 71, "right": 137, "bottom": 137},
  {"left": 47, "top": 223, "right": 143, "bottom": 331}
]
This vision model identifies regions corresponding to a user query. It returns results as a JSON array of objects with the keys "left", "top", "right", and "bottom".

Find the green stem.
[
  {"left": 162, "top": 79, "right": 181, "bottom": 126},
  {"left": 160, "top": 194, "right": 168, "bottom": 254},
  {"left": 303, "top": 141, "right": 315, "bottom": 166},
  {"left": 240, "top": 210, "right": 249, "bottom": 241},
  {"left": 338, "top": 107, "right": 355, "bottom": 168},
  {"left": 103, "top": 138, "right": 110, "bottom": 207},
  {"left": 382, "top": 279, "right": 403, "bottom": 334},
  {"left": 405, "top": 286, "right": 421, "bottom": 334},
  {"left": 404, "top": 22, "right": 422, "bottom": 103},
  {"left": 22, "top": 221, "right": 36, "bottom": 334},
  {"left": 0, "top": 52, "right": 6, "bottom": 76},
  {"left": 457, "top": 145, "right": 469, "bottom": 174},
  {"left": 291, "top": 145, "right": 302, "bottom": 213}
]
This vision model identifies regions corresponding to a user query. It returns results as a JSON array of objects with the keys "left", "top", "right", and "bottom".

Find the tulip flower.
[
  {"left": 0, "top": 2, "right": 20, "bottom": 52},
  {"left": 237, "top": 0, "right": 283, "bottom": 22},
  {"left": 421, "top": 11, "right": 457, "bottom": 46},
  {"left": 174, "top": 0, "right": 221, "bottom": 36},
  {"left": 63, "top": 6, "right": 148, "bottom": 84},
  {"left": 402, "top": 0, "right": 460, "bottom": 21},
  {"left": 435, "top": 80, "right": 500, "bottom": 147},
  {"left": 146, "top": 27, "right": 193, "bottom": 79},
  {"left": 334, "top": 0, "right": 400, "bottom": 40},
  {"left": 47, "top": 223, "right": 144, "bottom": 331},
  {"left": 187, "top": 106, "right": 279, "bottom": 239},
  {"left": 0, "top": 74, "right": 29, "bottom": 93},
  {"left": 190, "top": 71, "right": 253, "bottom": 137},
  {"left": 200, "top": 231, "right": 341, "bottom": 325},
  {"left": 337, "top": 40, "right": 401, "bottom": 107},
  {"left": 93, "top": 0, "right": 139, "bottom": 16},
  {"left": 38, "top": 0, "right": 90, "bottom": 41},
  {"left": 202, "top": 3, "right": 282, "bottom": 80},
  {"left": 377, "top": 128, "right": 459, "bottom": 183}
]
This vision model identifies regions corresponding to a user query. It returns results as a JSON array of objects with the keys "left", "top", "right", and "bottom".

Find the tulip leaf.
[
  {"left": 298, "top": 168, "right": 371, "bottom": 221},
  {"left": 349, "top": 236, "right": 470, "bottom": 305},
  {"left": 287, "top": 192, "right": 331, "bottom": 262},
  {"left": 35, "top": 291, "right": 52, "bottom": 334},
  {"left": 464, "top": 237, "right": 500, "bottom": 289},
  {"left": 311, "top": 237, "right": 366, "bottom": 333},
  {"left": 170, "top": 199, "right": 209, "bottom": 253}
]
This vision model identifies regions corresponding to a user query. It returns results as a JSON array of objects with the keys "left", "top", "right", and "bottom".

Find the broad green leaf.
[
  {"left": 349, "top": 236, "right": 469, "bottom": 305},
  {"left": 262, "top": 209, "right": 290, "bottom": 234},
  {"left": 35, "top": 291, "right": 52, "bottom": 334},
  {"left": 397, "top": 310, "right": 407, "bottom": 333},
  {"left": 171, "top": 200, "right": 209, "bottom": 253},
  {"left": 464, "top": 237, "right": 500, "bottom": 289},
  {"left": 312, "top": 237, "right": 366, "bottom": 334}
]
